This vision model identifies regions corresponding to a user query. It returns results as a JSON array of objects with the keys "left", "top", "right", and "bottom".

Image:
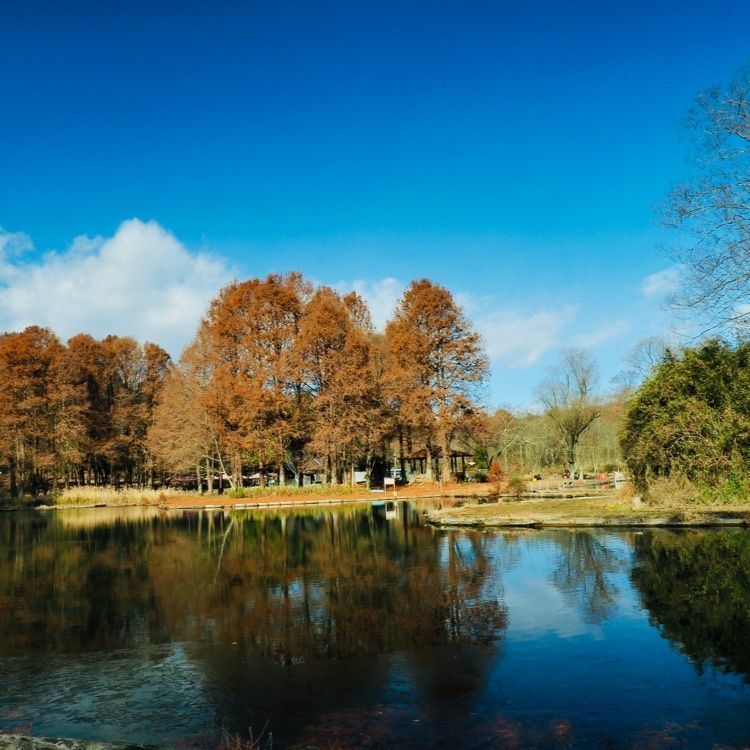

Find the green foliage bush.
[{"left": 622, "top": 340, "right": 750, "bottom": 499}]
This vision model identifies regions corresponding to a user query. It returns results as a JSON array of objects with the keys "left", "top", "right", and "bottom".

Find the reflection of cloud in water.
[
  {"left": 505, "top": 574, "right": 604, "bottom": 640},
  {"left": 501, "top": 531, "right": 640, "bottom": 640}
]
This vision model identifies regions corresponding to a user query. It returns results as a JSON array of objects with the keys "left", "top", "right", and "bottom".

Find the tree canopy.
[
  {"left": 621, "top": 339, "right": 750, "bottom": 494},
  {"left": 0, "top": 272, "right": 491, "bottom": 498}
]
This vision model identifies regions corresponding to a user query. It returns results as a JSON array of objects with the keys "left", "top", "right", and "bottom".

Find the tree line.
[
  {"left": 0, "top": 328, "right": 170, "bottom": 497},
  {"left": 0, "top": 275, "right": 487, "bottom": 497}
]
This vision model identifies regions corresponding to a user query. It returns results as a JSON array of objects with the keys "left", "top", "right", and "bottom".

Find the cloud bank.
[
  {"left": 0, "top": 219, "right": 232, "bottom": 356},
  {"left": 0, "top": 220, "right": 634, "bottom": 401}
]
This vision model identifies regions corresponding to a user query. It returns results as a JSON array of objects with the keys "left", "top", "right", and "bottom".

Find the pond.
[{"left": 1, "top": 502, "right": 750, "bottom": 749}]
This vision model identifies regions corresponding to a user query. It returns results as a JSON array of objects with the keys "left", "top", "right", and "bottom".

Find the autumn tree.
[
  {"left": 294, "top": 287, "right": 382, "bottom": 485},
  {"left": 47, "top": 336, "right": 89, "bottom": 488},
  {"left": 149, "top": 322, "right": 241, "bottom": 492},
  {"left": 199, "top": 273, "right": 310, "bottom": 487},
  {"left": 0, "top": 327, "right": 65, "bottom": 496},
  {"left": 385, "top": 280, "right": 488, "bottom": 483}
]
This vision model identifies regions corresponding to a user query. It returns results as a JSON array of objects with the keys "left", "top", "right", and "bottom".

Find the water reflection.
[
  {"left": 0, "top": 503, "right": 506, "bottom": 745},
  {"left": 549, "top": 531, "right": 628, "bottom": 624},
  {"left": 2, "top": 509, "right": 750, "bottom": 748},
  {"left": 632, "top": 528, "right": 750, "bottom": 679}
]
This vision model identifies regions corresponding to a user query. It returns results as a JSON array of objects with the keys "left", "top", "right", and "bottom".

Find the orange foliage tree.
[
  {"left": 385, "top": 280, "right": 488, "bottom": 483},
  {"left": 0, "top": 328, "right": 170, "bottom": 496},
  {"left": 293, "top": 288, "right": 384, "bottom": 485},
  {"left": 1, "top": 273, "right": 489, "bottom": 498}
]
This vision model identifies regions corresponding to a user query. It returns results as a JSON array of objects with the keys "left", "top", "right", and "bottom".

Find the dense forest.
[{"left": 0, "top": 274, "right": 487, "bottom": 497}]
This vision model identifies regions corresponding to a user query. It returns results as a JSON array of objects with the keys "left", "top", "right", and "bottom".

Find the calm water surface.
[{"left": 1, "top": 502, "right": 750, "bottom": 748}]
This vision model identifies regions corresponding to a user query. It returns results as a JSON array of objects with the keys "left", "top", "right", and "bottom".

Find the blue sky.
[{"left": 2, "top": 1, "right": 749, "bottom": 407}]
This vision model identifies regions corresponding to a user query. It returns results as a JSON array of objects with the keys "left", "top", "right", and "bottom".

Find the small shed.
[{"left": 402, "top": 447, "right": 471, "bottom": 480}]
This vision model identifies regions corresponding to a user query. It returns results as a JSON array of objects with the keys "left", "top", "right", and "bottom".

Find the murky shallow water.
[{"left": 1, "top": 503, "right": 750, "bottom": 748}]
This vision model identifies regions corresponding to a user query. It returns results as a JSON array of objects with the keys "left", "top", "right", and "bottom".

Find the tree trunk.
[
  {"left": 330, "top": 455, "right": 338, "bottom": 486},
  {"left": 425, "top": 445, "right": 434, "bottom": 481},
  {"left": 231, "top": 453, "right": 241, "bottom": 490},
  {"left": 9, "top": 456, "right": 18, "bottom": 499},
  {"left": 440, "top": 430, "right": 452, "bottom": 483},
  {"left": 206, "top": 458, "right": 214, "bottom": 494},
  {"left": 398, "top": 429, "right": 406, "bottom": 481}
]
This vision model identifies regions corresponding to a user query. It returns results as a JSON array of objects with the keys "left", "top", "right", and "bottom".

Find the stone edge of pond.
[
  {"left": 0, "top": 736, "right": 157, "bottom": 750},
  {"left": 424, "top": 512, "right": 750, "bottom": 529}
]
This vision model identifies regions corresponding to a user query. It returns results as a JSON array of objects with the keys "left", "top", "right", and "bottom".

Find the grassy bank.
[
  {"left": 425, "top": 493, "right": 750, "bottom": 528},
  {"left": 50, "top": 482, "right": 373, "bottom": 507},
  {"left": 643, "top": 475, "right": 750, "bottom": 506}
]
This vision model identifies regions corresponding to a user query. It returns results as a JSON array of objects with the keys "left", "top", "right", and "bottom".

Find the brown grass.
[
  {"left": 50, "top": 480, "right": 493, "bottom": 509},
  {"left": 219, "top": 725, "right": 273, "bottom": 750},
  {"left": 426, "top": 492, "right": 750, "bottom": 528},
  {"left": 55, "top": 486, "right": 181, "bottom": 506}
]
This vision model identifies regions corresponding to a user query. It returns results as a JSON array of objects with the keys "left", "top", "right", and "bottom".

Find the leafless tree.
[
  {"left": 614, "top": 336, "right": 670, "bottom": 389},
  {"left": 536, "top": 349, "right": 600, "bottom": 474},
  {"left": 665, "top": 63, "right": 750, "bottom": 335}
]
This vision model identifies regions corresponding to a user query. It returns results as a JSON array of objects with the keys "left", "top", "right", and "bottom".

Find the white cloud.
[
  {"left": 0, "top": 219, "right": 232, "bottom": 356},
  {"left": 333, "top": 281, "right": 590, "bottom": 370},
  {"left": 336, "top": 277, "right": 405, "bottom": 330},
  {"left": 571, "top": 320, "right": 630, "bottom": 349},
  {"left": 0, "top": 227, "right": 34, "bottom": 263},
  {"left": 641, "top": 266, "right": 682, "bottom": 297},
  {"left": 476, "top": 306, "right": 578, "bottom": 369}
]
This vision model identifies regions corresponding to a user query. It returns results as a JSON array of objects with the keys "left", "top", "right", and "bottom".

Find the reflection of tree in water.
[
  {"left": 0, "top": 505, "right": 509, "bottom": 657},
  {"left": 0, "top": 510, "right": 173, "bottom": 653},
  {"left": 632, "top": 529, "right": 750, "bottom": 679},
  {"left": 0, "top": 505, "right": 508, "bottom": 744},
  {"left": 549, "top": 531, "right": 626, "bottom": 623},
  {"left": 170, "top": 504, "right": 508, "bottom": 662},
  {"left": 156, "top": 505, "right": 508, "bottom": 744}
]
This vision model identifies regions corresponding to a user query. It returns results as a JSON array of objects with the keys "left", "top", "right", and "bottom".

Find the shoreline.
[
  {"left": 425, "top": 496, "right": 750, "bottom": 529},
  {"left": 0, "top": 482, "right": 496, "bottom": 513},
  {"left": 8, "top": 489, "right": 746, "bottom": 530}
]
